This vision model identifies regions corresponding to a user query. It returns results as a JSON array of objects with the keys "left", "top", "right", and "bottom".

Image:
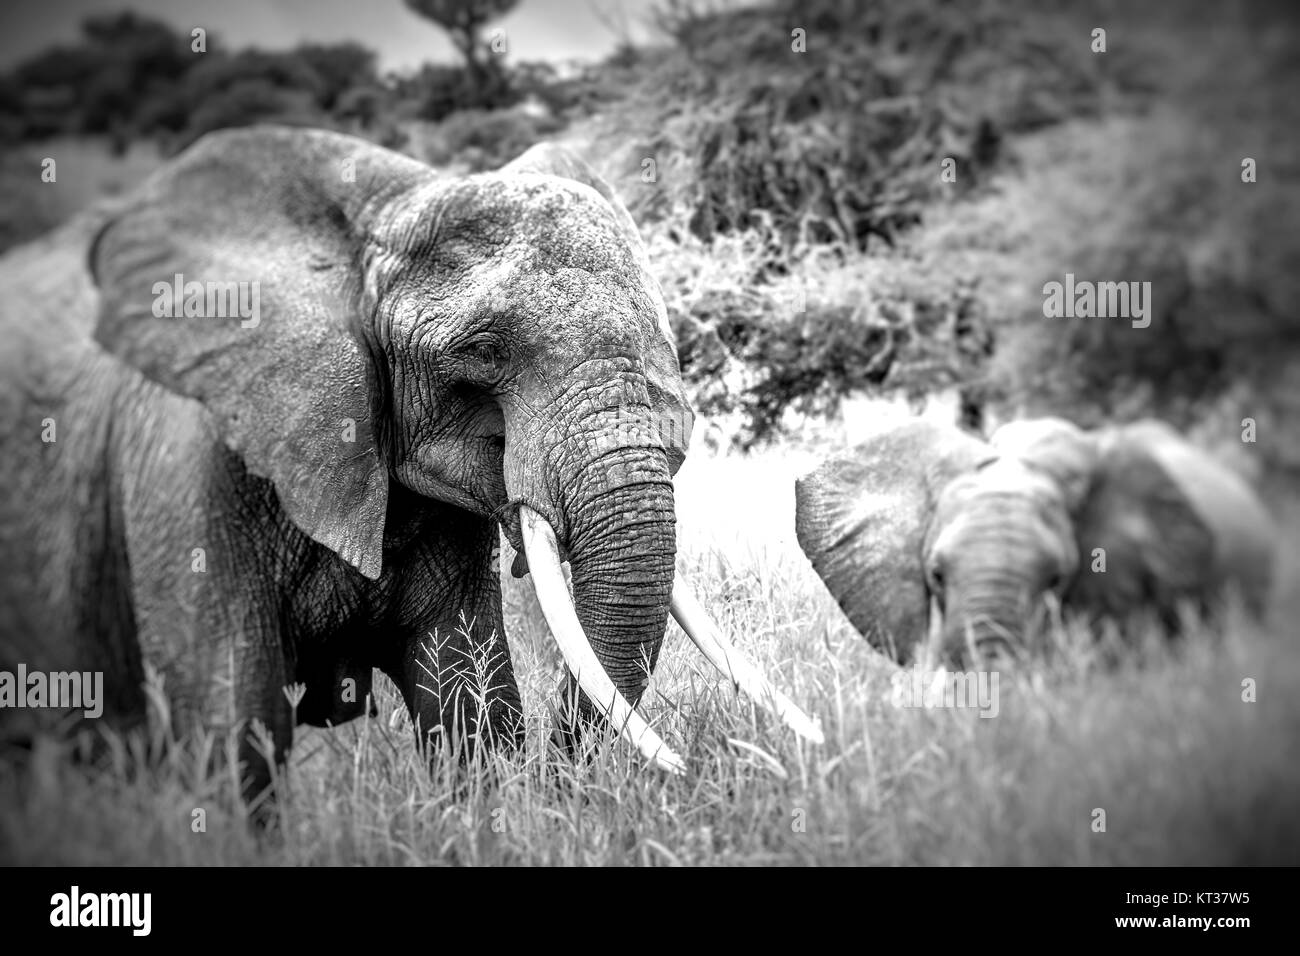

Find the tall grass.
[{"left": 4, "top": 432, "right": 1297, "bottom": 866}]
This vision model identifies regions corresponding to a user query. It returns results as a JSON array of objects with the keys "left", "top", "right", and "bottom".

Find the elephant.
[
  {"left": 0, "top": 126, "right": 821, "bottom": 806},
  {"left": 795, "top": 416, "right": 1276, "bottom": 666}
]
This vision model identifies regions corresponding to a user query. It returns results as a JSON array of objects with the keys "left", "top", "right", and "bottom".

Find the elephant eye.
[
  {"left": 928, "top": 565, "right": 945, "bottom": 594},
  {"left": 458, "top": 338, "right": 509, "bottom": 381}
]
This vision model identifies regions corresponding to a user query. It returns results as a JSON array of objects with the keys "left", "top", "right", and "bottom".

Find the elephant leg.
[
  {"left": 380, "top": 504, "right": 523, "bottom": 766},
  {"left": 395, "top": 609, "right": 523, "bottom": 761},
  {"left": 231, "top": 629, "right": 294, "bottom": 820},
  {"left": 130, "top": 553, "right": 293, "bottom": 816},
  {"left": 122, "top": 430, "right": 295, "bottom": 817},
  {"left": 293, "top": 649, "right": 377, "bottom": 728}
]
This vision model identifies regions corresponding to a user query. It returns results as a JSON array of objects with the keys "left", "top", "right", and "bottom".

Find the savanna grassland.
[
  {"left": 1, "top": 0, "right": 1298, "bottom": 865},
  {"left": 2, "top": 426, "right": 1298, "bottom": 866}
]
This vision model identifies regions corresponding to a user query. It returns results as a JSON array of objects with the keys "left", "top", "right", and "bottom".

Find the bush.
[
  {"left": 954, "top": 9, "right": 1300, "bottom": 476},
  {"left": 656, "top": 228, "right": 992, "bottom": 448},
  {"left": 0, "top": 14, "right": 194, "bottom": 141},
  {"left": 417, "top": 107, "right": 562, "bottom": 171},
  {"left": 396, "top": 63, "right": 517, "bottom": 122},
  {"left": 596, "top": 0, "right": 1135, "bottom": 258},
  {"left": 629, "top": 0, "right": 1298, "bottom": 461}
]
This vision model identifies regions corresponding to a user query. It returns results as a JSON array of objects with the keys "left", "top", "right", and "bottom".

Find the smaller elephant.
[{"left": 795, "top": 416, "right": 1276, "bottom": 665}]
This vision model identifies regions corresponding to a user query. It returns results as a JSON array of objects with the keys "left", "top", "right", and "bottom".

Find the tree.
[
  {"left": 8, "top": 13, "right": 193, "bottom": 140},
  {"left": 295, "top": 43, "right": 378, "bottom": 111},
  {"left": 403, "top": 0, "right": 517, "bottom": 107}
]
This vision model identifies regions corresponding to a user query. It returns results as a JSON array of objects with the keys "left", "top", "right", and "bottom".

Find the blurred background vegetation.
[{"left": 1, "top": 0, "right": 1296, "bottom": 482}]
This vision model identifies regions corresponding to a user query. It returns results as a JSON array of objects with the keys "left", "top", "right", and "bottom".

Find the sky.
[{"left": 0, "top": 0, "right": 659, "bottom": 72}]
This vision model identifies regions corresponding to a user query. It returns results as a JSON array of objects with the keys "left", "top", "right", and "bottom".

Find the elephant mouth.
[
  {"left": 518, "top": 505, "right": 824, "bottom": 771},
  {"left": 497, "top": 501, "right": 565, "bottom": 578}
]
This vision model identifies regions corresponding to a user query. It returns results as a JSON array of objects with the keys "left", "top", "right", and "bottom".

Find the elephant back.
[{"left": 1122, "top": 421, "right": 1276, "bottom": 612}]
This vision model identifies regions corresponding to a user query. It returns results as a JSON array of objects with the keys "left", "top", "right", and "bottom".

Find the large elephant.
[
  {"left": 795, "top": 416, "right": 1275, "bottom": 665},
  {"left": 0, "top": 127, "right": 819, "bottom": 803}
]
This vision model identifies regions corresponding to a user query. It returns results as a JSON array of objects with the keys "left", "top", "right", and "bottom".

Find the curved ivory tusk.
[
  {"left": 520, "top": 506, "right": 686, "bottom": 775},
  {"left": 670, "top": 578, "right": 825, "bottom": 745},
  {"left": 917, "top": 594, "right": 945, "bottom": 671}
]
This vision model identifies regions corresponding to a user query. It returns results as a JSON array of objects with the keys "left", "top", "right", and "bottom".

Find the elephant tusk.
[
  {"left": 919, "top": 594, "right": 945, "bottom": 670},
  {"left": 519, "top": 505, "right": 686, "bottom": 775},
  {"left": 670, "top": 578, "right": 825, "bottom": 745}
]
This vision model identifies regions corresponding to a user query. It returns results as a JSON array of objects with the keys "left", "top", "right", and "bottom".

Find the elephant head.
[
  {"left": 796, "top": 417, "right": 1274, "bottom": 666},
  {"left": 88, "top": 127, "right": 819, "bottom": 768}
]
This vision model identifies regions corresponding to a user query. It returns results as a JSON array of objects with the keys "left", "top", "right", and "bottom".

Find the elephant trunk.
[
  {"left": 508, "top": 378, "right": 824, "bottom": 762},
  {"left": 943, "top": 572, "right": 1030, "bottom": 665},
  {"left": 561, "top": 449, "right": 676, "bottom": 712},
  {"left": 505, "top": 379, "right": 681, "bottom": 764}
]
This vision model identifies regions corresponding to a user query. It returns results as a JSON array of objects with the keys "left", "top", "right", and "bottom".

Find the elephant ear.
[
  {"left": 500, "top": 142, "right": 694, "bottom": 474},
  {"left": 997, "top": 418, "right": 1214, "bottom": 619},
  {"left": 795, "top": 420, "right": 994, "bottom": 659},
  {"left": 91, "top": 126, "right": 435, "bottom": 580}
]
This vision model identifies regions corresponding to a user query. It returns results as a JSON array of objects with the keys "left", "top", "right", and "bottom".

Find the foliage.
[
  {"left": 626, "top": 0, "right": 1296, "bottom": 457},
  {"left": 392, "top": 61, "right": 518, "bottom": 121},
  {"left": 656, "top": 230, "right": 991, "bottom": 448},
  {"left": 0, "top": 16, "right": 387, "bottom": 149},
  {"left": 904, "top": 5, "right": 1300, "bottom": 479},
  {"left": 295, "top": 43, "right": 380, "bottom": 111},
  {"left": 403, "top": 0, "right": 518, "bottom": 114},
  {"left": 415, "top": 107, "right": 562, "bottom": 171},
  {"left": 601, "top": 0, "right": 1137, "bottom": 255},
  {"left": 0, "top": 0, "right": 1294, "bottom": 467},
  {"left": 0, "top": 12, "right": 193, "bottom": 142}
]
